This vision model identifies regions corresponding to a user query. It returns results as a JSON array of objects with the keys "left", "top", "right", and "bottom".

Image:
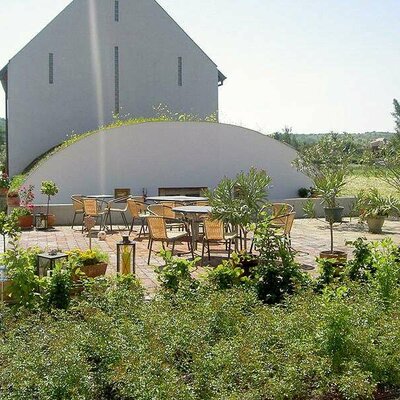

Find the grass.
[{"left": 342, "top": 165, "right": 398, "bottom": 197}]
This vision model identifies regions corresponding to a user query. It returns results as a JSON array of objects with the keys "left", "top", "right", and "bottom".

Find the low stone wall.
[{"left": 9, "top": 197, "right": 356, "bottom": 226}]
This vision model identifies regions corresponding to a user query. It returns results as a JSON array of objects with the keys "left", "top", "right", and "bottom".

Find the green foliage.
[
  {"left": 207, "top": 167, "right": 271, "bottom": 251},
  {"left": 66, "top": 248, "right": 109, "bottom": 267},
  {"left": 1, "top": 241, "right": 41, "bottom": 308},
  {"left": 156, "top": 250, "right": 199, "bottom": 293},
  {"left": 345, "top": 237, "right": 376, "bottom": 281},
  {"left": 253, "top": 213, "right": 309, "bottom": 303},
  {"left": 43, "top": 263, "right": 73, "bottom": 310},
  {"left": 204, "top": 256, "right": 247, "bottom": 290},
  {"left": 40, "top": 180, "right": 58, "bottom": 197},
  {"left": 393, "top": 98, "right": 400, "bottom": 134},
  {"left": 1, "top": 281, "right": 400, "bottom": 399},
  {"left": 8, "top": 174, "right": 25, "bottom": 194},
  {"left": 297, "top": 187, "right": 310, "bottom": 198},
  {"left": 0, "top": 211, "right": 20, "bottom": 250},
  {"left": 293, "top": 133, "right": 356, "bottom": 207},
  {"left": 11, "top": 207, "right": 32, "bottom": 217},
  {"left": 355, "top": 188, "right": 399, "bottom": 218}
]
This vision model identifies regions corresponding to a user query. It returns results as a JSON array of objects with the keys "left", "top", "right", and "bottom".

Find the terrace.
[{"left": 9, "top": 217, "right": 400, "bottom": 294}]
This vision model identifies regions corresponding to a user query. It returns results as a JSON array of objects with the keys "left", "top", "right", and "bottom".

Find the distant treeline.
[{"left": 270, "top": 130, "right": 394, "bottom": 151}]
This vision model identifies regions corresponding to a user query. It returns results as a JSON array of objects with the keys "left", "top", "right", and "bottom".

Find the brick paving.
[{"left": 8, "top": 218, "right": 400, "bottom": 294}]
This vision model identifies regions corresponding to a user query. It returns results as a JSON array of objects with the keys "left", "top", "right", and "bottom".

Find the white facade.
[
  {"left": 1, "top": 0, "right": 224, "bottom": 175},
  {"left": 24, "top": 122, "right": 311, "bottom": 204}
]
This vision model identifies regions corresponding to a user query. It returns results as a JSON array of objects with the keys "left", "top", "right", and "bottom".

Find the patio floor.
[{"left": 9, "top": 218, "right": 400, "bottom": 294}]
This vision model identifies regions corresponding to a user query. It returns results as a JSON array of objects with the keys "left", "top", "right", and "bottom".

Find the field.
[{"left": 342, "top": 165, "right": 398, "bottom": 197}]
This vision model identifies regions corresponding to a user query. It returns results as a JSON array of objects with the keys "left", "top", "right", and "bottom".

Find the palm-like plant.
[{"left": 207, "top": 168, "right": 271, "bottom": 251}]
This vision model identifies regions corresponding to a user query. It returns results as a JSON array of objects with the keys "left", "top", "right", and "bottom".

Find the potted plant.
[
  {"left": 293, "top": 133, "right": 355, "bottom": 223},
  {"left": 12, "top": 184, "right": 35, "bottom": 229},
  {"left": 207, "top": 167, "right": 271, "bottom": 252},
  {"left": 355, "top": 188, "right": 398, "bottom": 234},
  {"left": 40, "top": 180, "right": 58, "bottom": 228},
  {"left": 7, "top": 175, "right": 25, "bottom": 207},
  {"left": 67, "top": 248, "right": 109, "bottom": 280},
  {"left": 293, "top": 134, "right": 355, "bottom": 262}
]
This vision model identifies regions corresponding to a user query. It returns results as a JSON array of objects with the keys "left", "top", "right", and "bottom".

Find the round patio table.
[
  {"left": 172, "top": 205, "right": 212, "bottom": 251},
  {"left": 146, "top": 196, "right": 208, "bottom": 203}
]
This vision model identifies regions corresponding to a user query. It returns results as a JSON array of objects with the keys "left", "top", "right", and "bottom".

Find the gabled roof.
[{"left": 218, "top": 70, "right": 227, "bottom": 86}]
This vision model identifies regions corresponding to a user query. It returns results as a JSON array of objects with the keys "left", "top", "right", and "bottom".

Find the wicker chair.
[
  {"left": 104, "top": 196, "right": 130, "bottom": 232},
  {"left": 148, "top": 203, "right": 185, "bottom": 231},
  {"left": 271, "top": 203, "right": 294, "bottom": 227},
  {"left": 127, "top": 199, "right": 149, "bottom": 237},
  {"left": 147, "top": 216, "right": 192, "bottom": 264},
  {"left": 201, "top": 218, "right": 237, "bottom": 265},
  {"left": 71, "top": 194, "right": 84, "bottom": 231},
  {"left": 82, "top": 198, "right": 107, "bottom": 231}
]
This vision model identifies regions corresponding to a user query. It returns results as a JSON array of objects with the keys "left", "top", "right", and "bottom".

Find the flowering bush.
[
  {"left": 0, "top": 172, "right": 10, "bottom": 189},
  {"left": 18, "top": 185, "right": 35, "bottom": 215}
]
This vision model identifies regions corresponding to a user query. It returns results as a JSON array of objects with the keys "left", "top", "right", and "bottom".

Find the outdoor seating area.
[{"left": 7, "top": 216, "right": 400, "bottom": 293}]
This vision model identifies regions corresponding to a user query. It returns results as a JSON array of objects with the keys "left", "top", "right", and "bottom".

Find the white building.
[{"left": 0, "top": 0, "right": 226, "bottom": 175}]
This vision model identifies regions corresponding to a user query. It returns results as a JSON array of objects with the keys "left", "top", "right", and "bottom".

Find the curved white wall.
[{"left": 25, "top": 122, "right": 311, "bottom": 203}]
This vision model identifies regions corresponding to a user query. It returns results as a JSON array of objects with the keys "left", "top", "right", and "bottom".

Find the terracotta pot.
[
  {"left": 18, "top": 214, "right": 34, "bottom": 229},
  {"left": 324, "top": 206, "right": 344, "bottom": 223},
  {"left": 7, "top": 195, "right": 20, "bottom": 207},
  {"left": 73, "top": 262, "right": 108, "bottom": 281},
  {"left": 319, "top": 250, "right": 347, "bottom": 264},
  {"left": 47, "top": 214, "right": 56, "bottom": 227},
  {"left": 367, "top": 216, "right": 385, "bottom": 234}
]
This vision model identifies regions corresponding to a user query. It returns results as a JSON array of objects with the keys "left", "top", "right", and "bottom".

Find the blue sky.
[{"left": 0, "top": 0, "right": 399, "bottom": 133}]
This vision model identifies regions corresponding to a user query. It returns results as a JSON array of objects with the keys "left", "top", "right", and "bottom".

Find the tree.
[{"left": 207, "top": 168, "right": 271, "bottom": 252}]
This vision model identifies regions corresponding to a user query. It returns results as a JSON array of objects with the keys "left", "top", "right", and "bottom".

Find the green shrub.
[{"left": 156, "top": 250, "right": 199, "bottom": 293}]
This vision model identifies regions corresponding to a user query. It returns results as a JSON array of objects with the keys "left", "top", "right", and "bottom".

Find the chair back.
[
  {"left": 284, "top": 212, "right": 296, "bottom": 236},
  {"left": 196, "top": 200, "right": 209, "bottom": 206},
  {"left": 204, "top": 218, "right": 224, "bottom": 240},
  {"left": 148, "top": 204, "right": 172, "bottom": 218},
  {"left": 83, "top": 198, "right": 99, "bottom": 216},
  {"left": 71, "top": 194, "right": 83, "bottom": 212},
  {"left": 147, "top": 216, "right": 168, "bottom": 240},
  {"left": 160, "top": 201, "right": 176, "bottom": 219},
  {"left": 127, "top": 199, "right": 147, "bottom": 218},
  {"left": 272, "top": 203, "right": 294, "bottom": 217}
]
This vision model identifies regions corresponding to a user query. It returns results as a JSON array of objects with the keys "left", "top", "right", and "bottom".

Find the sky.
[{"left": 0, "top": 0, "right": 399, "bottom": 134}]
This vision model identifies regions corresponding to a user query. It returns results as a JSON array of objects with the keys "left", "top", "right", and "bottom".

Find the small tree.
[
  {"left": 293, "top": 133, "right": 355, "bottom": 208},
  {"left": 207, "top": 168, "right": 271, "bottom": 251},
  {"left": 41, "top": 180, "right": 59, "bottom": 218},
  {"left": 0, "top": 211, "right": 20, "bottom": 251},
  {"left": 374, "top": 99, "right": 400, "bottom": 191}
]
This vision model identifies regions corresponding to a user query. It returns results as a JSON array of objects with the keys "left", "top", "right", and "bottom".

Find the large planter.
[
  {"left": 366, "top": 216, "right": 385, "bottom": 234},
  {"left": 18, "top": 214, "right": 34, "bottom": 229},
  {"left": 324, "top": 206, "right": 344, "bottom": 223},
  {"left": 73, "top": 262, "right": 108, "bottom": 281}
]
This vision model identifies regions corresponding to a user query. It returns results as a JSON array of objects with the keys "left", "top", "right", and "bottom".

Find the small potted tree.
[
  {"left": 293, "top": 134, "right": 355, "bottom": 263},
  {"left": 293, "top": 133, "right": 355, "bottom": 223},
  {"left": 355, "top": 188, "right": 399, "bottom": 234},
  {"left": 40, "top": 180, "right": 59, "bottom": 228}
]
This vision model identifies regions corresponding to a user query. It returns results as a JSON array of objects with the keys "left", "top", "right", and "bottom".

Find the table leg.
[{"left": 191, "top": 220, "right": 200, "bottom": 251}]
